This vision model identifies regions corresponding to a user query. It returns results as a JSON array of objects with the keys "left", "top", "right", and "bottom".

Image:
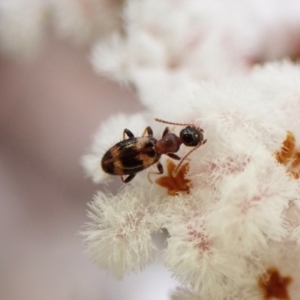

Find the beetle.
[{"left": 101, "top": 118, "right": 206, "bottom": 183}]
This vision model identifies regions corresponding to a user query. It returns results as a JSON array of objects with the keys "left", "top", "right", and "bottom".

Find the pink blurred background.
[{"left": 0, "top": 34, "right": 178, "bottom": 300}]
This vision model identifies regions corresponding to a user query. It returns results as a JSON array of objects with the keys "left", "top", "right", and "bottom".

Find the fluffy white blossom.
[
  {"left": 161, "top": 196, "right": 249, "bottom": 298},
  {"left": 2, "top": 0, "right": 300, "bottom": 62},
  {"left": 82, "top": 59, "right": 300, "bottom": 299},
  {"left": 91, "top": 0, "right": 300, "bottom": 86},
  {"left": 50, "top": 0, "right": 122, "bottom": 46},
  {"left": 4, "top": 0, "right": 299, "bottom": 298},
  {"left": 0, "top": 0, "right": 123, "bottom": 58},
  {"left": 82, "top": 187, "right": 161, "bottom": 279}
]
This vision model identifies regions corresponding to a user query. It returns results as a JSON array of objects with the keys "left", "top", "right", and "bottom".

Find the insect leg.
[
  {"left": 167, "top": 153, "right": 181, "bottom": 160},
  {"left": 121, "top": 174, "right": 136, "bottom": 183},
  {"left": 123, "top": 129, "right": 134, "bottom": 140},
  {"left": 162, "top": 127, "right": 170, "bottom": 137},
  {"left": 142, "top": 126, "right": 153, "bottom": 137},
  {"left": 148, "top": 162, "right": 164, "bottom": 183}
]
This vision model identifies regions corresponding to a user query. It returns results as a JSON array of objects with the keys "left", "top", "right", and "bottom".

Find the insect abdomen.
[
  {"left": 101, "top": 149, "right": 118, "bottom": 174},
  {"left": 101, "top": 137, "right": 160, "bottom": 175}
]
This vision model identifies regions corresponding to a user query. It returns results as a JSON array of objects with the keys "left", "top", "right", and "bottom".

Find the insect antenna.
[
  {"left": 155, "top": 118, "right": 194, "bottom": 127},
  {"left": 173, "top": 138, "right": 207, "bottom": 175},
  {"left": 173, "top": 143, "right": 202, "bottom": 176},
  {"left": 173, "top": 144, "right": 201, "bottom": 175}
]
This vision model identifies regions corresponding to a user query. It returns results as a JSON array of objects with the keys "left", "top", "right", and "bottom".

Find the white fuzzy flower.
[
  {"left": 161, "top": 196, "right": 248, "bottom": 298},
  {"left": 170, "top": 242, "right": 300, "bottom": 299},
  {"left": 2, "top": 0, "right": 300, "bottom": 62},
  {"left": 251, "top": 61, "right": 300, "bottom": 139},
  {"left": 206, "top": 156, "right": 294, "bottom": 252},
  {"left": 51, "top": 0, "right": 122, "bottom": 46},
  {"left": 90, "top": 0, "right": 300, "bottom": 88},
  {"left": 91, "top": 31, "right": 167, "bottom": 84},
  {"left": 82, "top": 60, "right": 300, "bottom": 299},
  {"left": 91, "top": 0, "right": 251, "bottom": 84},
  {"left": 82, "top": 187, "right": 161, "bottom": 278},
  {"left": 0, "top": 0, "right": 123, "bottom": 58}
]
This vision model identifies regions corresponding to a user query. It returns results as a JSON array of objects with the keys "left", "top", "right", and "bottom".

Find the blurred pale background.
[{"left": 0, "top": 34, "right": 178, "bottom": 300}]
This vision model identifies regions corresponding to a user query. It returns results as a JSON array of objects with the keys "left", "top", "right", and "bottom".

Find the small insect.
[{"left": 101, "top": 118, "right": 206, "bottom": 183}]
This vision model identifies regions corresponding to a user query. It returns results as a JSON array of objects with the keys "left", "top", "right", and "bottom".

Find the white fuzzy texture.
[
  {"left": 83, "top": 60, "right": 300, "bottom": 298},
  {"left": 3, "top": 0, "right": 300, "bottom": 298},
  {"left": 0, "top": 0, "right": 47, "bottom": 59},
  {"left": 251, "top": 61, "right": 300, "bottom": 140},
  {"left": 91, "top": 0, "right": 300, "bottom": 89},
  {"left": 207, "top": 158, "right": 293, "bottom": 251},
  {"left": 2, "top": 0, "right": 300, "bottom": 62},
  {"left": 0, "top": 0, "right": 123, "bottom": 58},
  {"left": 82, "top": 187, "right": 160, "bottom": 278},
  {"left": 51, "top": 0, "right": 121, "bottom": 46},
  {"left": 91, "top": 0, "right": 251, "bottom": 85},
  {"left": 161, "top": 197, "right": 248, "bottom": 298}
]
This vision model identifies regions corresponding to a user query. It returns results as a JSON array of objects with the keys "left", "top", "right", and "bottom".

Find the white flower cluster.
[
  {"left": 82, "top": 60, "right": 300, "bottom": 299},
  {"left": 79, "top": 1, "right": 300, "bottom": 299},
  {"left": 91, "top": 0, "right": 300, "bottom": 86},
  {"left": 2, "top": 0, "right": 300, "bottom": 64},
  {"left": 4, "top": 0, "right": 300, "bottom": 298},
  {"left": 0, "top": 0, "right": 122, "bottom": 59}
]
